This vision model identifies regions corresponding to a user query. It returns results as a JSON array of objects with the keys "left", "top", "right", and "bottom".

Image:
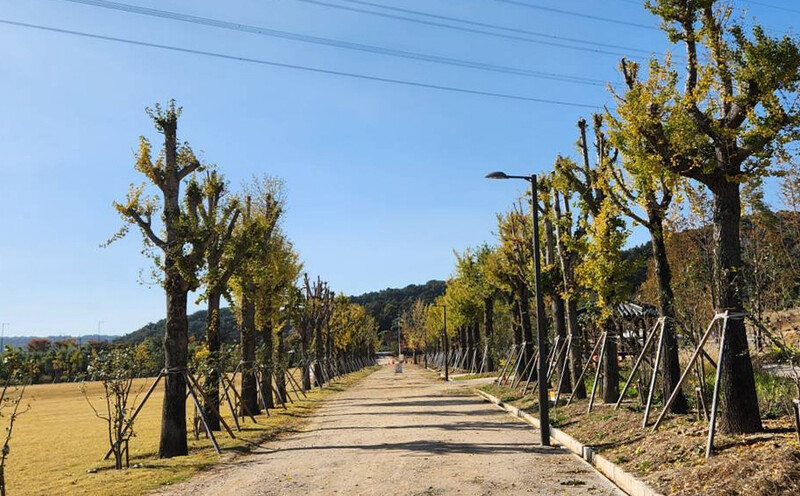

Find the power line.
[
  {"left": 742, "top": 0, "right": 800, "bottom": 15},
  {"left": 318, "top": 0, "right": 659, "bottom": 56},
  {"left": 56, "top": 0, "right": 606, "bottom": 86},
  {"left": 293, "top": 0, "right": 648, "bottom": 60},
  {"left": 0, "top": 19, "right": 601, "bottom": 108},
  {"left": 491, "top": 0, "right": 659, "bottom": 30}
]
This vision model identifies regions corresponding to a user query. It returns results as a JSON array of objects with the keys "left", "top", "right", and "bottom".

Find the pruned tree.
[
  {"left": 194, "top": 171, "right": 247, "bottom": 430},
  {"left": 617, "top": 0, "right": 800, "bottom": 433},
  {"left": 230, "top": 180, "right": 282, "bottom": 416},
  {"left": 108, "top": 100, "right": 205, "bottom": 457},
  {"left": 555, "top": 115, "right": 621, "bottom": 401},
  {"left": 297, "top": 275, "right": 333, "bottom": 390},
  {"left": 606, "top": 80, "right": 690, "bottom": 412}
]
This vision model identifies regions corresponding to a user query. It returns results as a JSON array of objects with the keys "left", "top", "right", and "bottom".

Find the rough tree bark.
[
  {"left": 544, "top": 209, "right": 571, "bottom": 392},
  {"left": 552, "top": 191, "right": 586, "bottom": 399},
  {"left": 276, "top": 327, "right": 287, "bottom": 401},
  {"left": 601, "top": 319, "right": 619, "bottom": 404},
  {"left": 203, "top": 291, "right": 222, "bottom": 431},
  {"left": 239, "top": 286, "right": 260, "bottom": 416},
  {"left": 260, "top": 322, "right": 275, "bottom": 409},
  {"left": 483, "top": 297, "right": 495, "bottom": 371},
  {"left": 712, "top": 180, "right": 762, "bottom": 433},
  {"left": 650, "top": 216, "right": 689, "bottom": 413}
]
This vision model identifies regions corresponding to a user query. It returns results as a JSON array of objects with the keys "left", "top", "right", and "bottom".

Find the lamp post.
[
  {"left": 434, "top": 304, "right": 448, "bottom": 381},
  {"left": 486, "top": 171, "right": 550, "bottom": 447},
  {"left": 97, "top": 320, "right": 104, "bottom": 344},
  {"left": 0, "top": 323, "right": 8, "bottom": 350}
]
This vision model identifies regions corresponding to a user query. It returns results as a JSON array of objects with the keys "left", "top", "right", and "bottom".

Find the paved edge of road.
[{"left": 475, "top": 390, "right": 665, "bottom": 496}]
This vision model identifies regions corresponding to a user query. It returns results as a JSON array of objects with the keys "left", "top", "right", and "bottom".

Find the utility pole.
[
  {"left": 97, "top": 320, "right": 104, "bottom": 344},
  {"left": 0, "top": 323, "right": 8, "bottom": 350}
]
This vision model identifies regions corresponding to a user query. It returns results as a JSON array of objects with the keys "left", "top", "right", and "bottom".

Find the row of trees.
[
  {"left": 412, "top": 0, "right": 800, "bottom": 435},
  {"left": 110, "top": 101, "right": 378, "bottom": 458}
]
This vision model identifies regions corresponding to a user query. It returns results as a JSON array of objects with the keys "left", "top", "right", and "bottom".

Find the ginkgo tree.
[
  {"left": 615, "top": 0, "right": 800, "bottom": 433},
  {"left": 109, "top": 100, "right": 205, "bottom": 458},
  {"left": 606, "top": 68, "right": 690, "bottom": 413}
]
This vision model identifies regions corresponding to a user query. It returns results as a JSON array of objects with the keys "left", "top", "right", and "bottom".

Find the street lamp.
[
  {"left": 0, "top": 323, "right": 8, "bottom": 350},
  {"left": 486, "top": 171, "right": 550, "bottom": 447},
  {"left": 434, "top": 304, "right": 448, "bottom": 381},
  {"left": 393, "top": 317, "right": 402, "bottom": 358},
  {"left": 97, "top": 320, "right": 104, "bottom": 344}
]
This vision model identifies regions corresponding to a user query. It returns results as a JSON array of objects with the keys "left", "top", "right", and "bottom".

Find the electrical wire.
[
  {"left": 0, "top": 19, "right": 602, "bottom": 108},
  {"left": 54, "top": 0, "right": 607, "bottom": 86},
  {"left": 490, "top": 0, "right": 658, "bottom": 30},
  {"left": 292, "top": 0, "right": 648, "bottom": 60},
  {"left": 318, "top": 0, "right": 660, "bottom": 56}
]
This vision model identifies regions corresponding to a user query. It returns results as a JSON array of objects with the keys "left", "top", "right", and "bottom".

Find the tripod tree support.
[
  {"left": 615, "top": 318, "right": 663, "bottom": 410},
  {"left": 652, "top": 312, "right": 726, "bottom": 432}
]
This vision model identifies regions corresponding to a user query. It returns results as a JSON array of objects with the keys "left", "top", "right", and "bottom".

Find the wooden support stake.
[
  {"left": 643, "top": 319, "right": 667, "bottom": 427},
  {"left": 706, "top": 315, "right": 729, "bottom": 458},
  {"left": 184, "top": 371, "right": 221, "bottom": 455},
  {"left": 553, "top": 335, "right": 572, "bottom": 408},
  {"left": 496, "top": 345, "right": 518, "bottom": 385},
  {"left": 587, "top": 331, "right": 608, "bottom": 414},
  {"left": 103, "top": 371, "right": 163, "bottom": 460},
  {"left": 185, "top": 371, "right": 237, "bottom": 440},
  {"left": 616, "top": 318, "right": 662, "bottom": 410},
  {"left": 695, "top": 387, "right": 708, "bottom": 421},
  {"left": 567, "top": 336, "right": 604, "bottom": 406},
  {"left": 652, "top": 313, "right": 725, "bottom": 432}
]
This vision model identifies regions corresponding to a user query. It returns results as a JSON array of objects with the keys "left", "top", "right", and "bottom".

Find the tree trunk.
[
  {"left": 203, "top": 290, "right": 222, "bottom": 431},
  {"left": 601, "top": 318, "right": 619, "bottom": 404},
  {"left": 158, "top": 116, "right": 190, "bottom": 459},
  {"left": 159, "top": 281, "right": 189, "bottom": 458},
  {"left": 710, "top": 179, "right": 762, "bottom": 433},
  {"left": 545, "top": 209, "right": 570, "bottom": 391},
  {"left": 471, "top": 323, "right": 481, "bottom": 371},
  {"left": 551, "top": 294, "right": 570, "bottom": 391},
  {"left": 276, "top": 326, "right": 287, "bottom": 401},
  {"left": 483, "top": 297, "right": 495, "bottom": 371},
  {"left": 301, "top": 331, "right": 311, "bottom": 391},
  {"left": 314, "top": 325, "right": 325, "bottom": 387},
  {"left": 239, "top": 289, "right": 259, "bottom": 416},
  {"left": 552, "top": 191, "right": 585, "bottom": 399},
  {"left": 512, "top": 297, "right": 523, "bottom": 347},
  {"left": 519, "top": 286, "right": 534, "bottom": 367},
  {"left": 650, "top": 219, "right": 689, "bottom": 413},
  {"left": 260, "top": 322, "right": 275, "bottom": 409}
]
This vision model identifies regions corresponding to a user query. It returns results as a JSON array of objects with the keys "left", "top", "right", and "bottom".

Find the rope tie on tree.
[{"left": 164, "top": 367, "right": 188, "bottom": 374}]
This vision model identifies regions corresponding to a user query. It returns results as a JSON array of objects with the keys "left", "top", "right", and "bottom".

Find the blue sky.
[{"left": 0, "top": 0, "right": 795, "bottom": 336}]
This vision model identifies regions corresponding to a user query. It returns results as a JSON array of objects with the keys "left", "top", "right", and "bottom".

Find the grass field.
[{"left": 7, "top": 367, "right": 377, "bottom": 496}]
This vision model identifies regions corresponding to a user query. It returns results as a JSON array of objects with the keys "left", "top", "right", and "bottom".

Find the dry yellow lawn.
[{"left": 8, "top": 367, "right": 376, "bottom": 496}]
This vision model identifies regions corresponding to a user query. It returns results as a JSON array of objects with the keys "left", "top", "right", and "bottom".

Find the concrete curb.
[{"left": 475, "top": 390, "right": 664, "bottom": 496}]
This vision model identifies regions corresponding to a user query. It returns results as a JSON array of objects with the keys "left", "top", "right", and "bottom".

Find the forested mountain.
[
  {"left": 114, "top": 307, "right": 238, "bottom": 345},
  {"left": 115, "top": 280, "right": 449, "bottom": 345},
  {"left": 350, "top": 280, "right": 447, "bottom": 331}
]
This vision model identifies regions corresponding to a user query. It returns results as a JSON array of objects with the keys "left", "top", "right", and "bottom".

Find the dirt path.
[{"left": 159, "top": 365, "right": 623, "bottom": 496}]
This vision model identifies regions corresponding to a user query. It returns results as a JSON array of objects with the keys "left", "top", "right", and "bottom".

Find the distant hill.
[
  {"left": 114, "top": 307, "right": 238, "bottom": 345},
  {"left": 623, "top": 242, "right": 651, "bottom": 293},
  {"left": 0, "top": 335, "right": 116, "bottom": 349},
  {"left": 349, "top": 280, "right": 447, "bottom": 331}
]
